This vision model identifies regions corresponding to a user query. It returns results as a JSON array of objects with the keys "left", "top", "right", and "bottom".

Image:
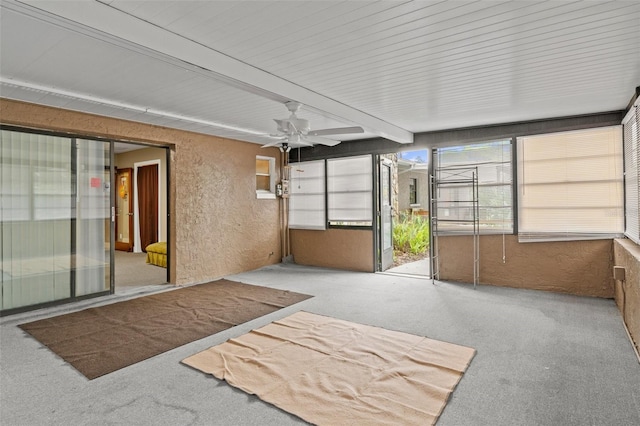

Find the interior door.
[
  {"left": 115, "top": 168, "right": 133, "bottom": 251},
  {"left": 380, "top": 158, "right": 394, "bottom": 271}
]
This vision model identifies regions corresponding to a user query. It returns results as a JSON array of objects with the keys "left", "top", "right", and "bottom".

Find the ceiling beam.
[{"left": 14, "top": 0, "right": 414, "bottom": 144}]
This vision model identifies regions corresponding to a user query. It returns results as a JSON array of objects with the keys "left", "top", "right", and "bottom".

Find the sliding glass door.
[
  {"left": 1, "top": 129, "right": 112, "bottom": 313},
  {"left": 75, "top": 139, "right": 111, "bottom": 296}
]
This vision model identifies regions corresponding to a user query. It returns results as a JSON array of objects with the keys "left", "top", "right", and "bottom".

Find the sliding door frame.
[{"left": 0, "top": 125, "right": 170, "bottom": 316}]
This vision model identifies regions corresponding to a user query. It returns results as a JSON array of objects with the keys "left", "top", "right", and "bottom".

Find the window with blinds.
[
  {"left": 434, "top": 140, "right": 513, "bottom": 234},
  {"left": 517, "top": 126, "right": 624, "bottom": 242},
  {"left": 327, "top": 155, "right": 373, "bottom": 226},
  {"left": 288, "top": 160, "right": 326, "bottom": 230},
  {"left": 623, "top": 100, "right": 639, "bottom": 244}
]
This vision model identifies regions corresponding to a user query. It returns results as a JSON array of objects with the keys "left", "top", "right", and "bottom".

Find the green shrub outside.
[{"left": 393, "top": 214, "right": 430, "bottom": 255}]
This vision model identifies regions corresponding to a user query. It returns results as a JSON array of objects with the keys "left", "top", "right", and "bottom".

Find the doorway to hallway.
[{"left": 113, "top": 143, "right": 168, "bottom": 291}]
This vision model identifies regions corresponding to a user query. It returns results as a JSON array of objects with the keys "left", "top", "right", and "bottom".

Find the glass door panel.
[
  {"left": 1, "top": 130, "right": 73, "bottom": 310},
  {"left": 75, "top": 139, "right": 111, "bottom": 296},
  {"left": 380, "top": 158, "right": 393, "bottom": 271},
  {"left": 1, "top": 131, "right": 114, "bottom": 313}
]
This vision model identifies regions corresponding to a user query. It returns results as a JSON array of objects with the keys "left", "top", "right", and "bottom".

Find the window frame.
[
  {"left": 288, "top": 159, "right": 326, "bottom": 230},
  {"left": 326, "top": 154, "right": 374, "bottom": 228},
  {"left": 433, "top": 140, "right": 514, "bottom": 235},
  {"left": 256, "top": 155, "right": 276, "bottom": 199},
  {"left": 516, "top": 126, "right": 624, "bottom": 242},
  {"left": 409, "top": 177, "right": 418, "bottom": 206},
  {"left": 623, "top": 99, "right": 640, "bottom": 244}
]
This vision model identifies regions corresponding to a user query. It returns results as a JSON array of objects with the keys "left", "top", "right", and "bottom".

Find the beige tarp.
[{"left": 183, "top": 311, "right": 475, "bottom": 425}]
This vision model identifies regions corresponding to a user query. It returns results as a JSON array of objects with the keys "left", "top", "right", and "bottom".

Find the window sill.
[{"left": 256, "top": 191, "right": 276, "bottom": 200}]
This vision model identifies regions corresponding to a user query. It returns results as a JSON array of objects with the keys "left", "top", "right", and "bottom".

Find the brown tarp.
[
  {"left": 183, "top": 311, "right": 476, "bottom": 425},
  {"left": 19, "top": 279, "right": 312, "bottom": 379}
]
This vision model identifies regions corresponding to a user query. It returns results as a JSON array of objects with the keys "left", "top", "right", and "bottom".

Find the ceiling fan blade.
[
  {"left": 291, "top": 140, "right": 314, "bottom": 147},
  {"left": 261, "top": 140, "right": 284, "bottom": 148},
  {"left": 273, "top": 119, "right": 288, "bottom": 133},
  {"left": 307, "top": 126, "right": 364, "bottom": 137},
  {"left": 304, "top": 135, "right": 342, "bottom": 147}
]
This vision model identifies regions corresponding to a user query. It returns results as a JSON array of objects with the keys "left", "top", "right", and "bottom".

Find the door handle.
[{"left": 127, "top": 213, "right": 134, "bottom": 216}]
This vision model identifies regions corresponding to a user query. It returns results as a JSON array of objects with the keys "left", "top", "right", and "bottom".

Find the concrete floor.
[
  {"left": 1, "top": 263, "right": 639, "bottom": 425},
  {"left": 385, "top": 257, "right": 430, "bottom": 276}
]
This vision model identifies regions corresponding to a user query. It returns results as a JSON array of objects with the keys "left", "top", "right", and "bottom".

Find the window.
[
  {"left": 289, "top": 160, "right": 326, "bottom": 230},
  {"left": 409, "top": 178, "right": 417, "bottom": 205},
  {"left": 433, "top": 140, "right": 513, "bottom": 234},
  {"left": 517, "top": 126, "right": 624, "bottom": 242},
  {"left": 327, "top": 155, "right": 373, "bottom": 226},
  {"left": 256, "top": 156, "right": 276, "bottom": 199},
  {"left": 623, "top": 100, "right": 639, "bottom": 244}
]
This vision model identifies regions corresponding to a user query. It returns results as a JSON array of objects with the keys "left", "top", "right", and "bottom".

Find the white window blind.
[
  {"left": 288, "top": 160, "right": 326, "bottom": 230},
  {"left": 434, "top": 140, "right": 513, "bottom": 234},
  {"left": 623, "top": 101, "right": 639, "bottom": 244},
  {"left": 327, "top": 155, "right": 372, "bottom": 225},
  {"left": 1, "top": 130, "right": 73, "bottom": 221},
  {"left": 517, "top": 126, "right": 624, "bottom": 242}
]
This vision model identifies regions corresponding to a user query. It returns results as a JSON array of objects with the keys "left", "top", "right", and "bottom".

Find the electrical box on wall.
[{"left": 277, "top": 180, "right": 289, "bottom": 198}]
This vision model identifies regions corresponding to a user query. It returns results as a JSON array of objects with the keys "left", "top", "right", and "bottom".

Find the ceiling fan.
[{"left": 262, "top": 101, "right": 364, "bottom": 152}]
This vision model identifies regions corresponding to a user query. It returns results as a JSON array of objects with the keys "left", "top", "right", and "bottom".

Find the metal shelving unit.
[{"left": 430, "top": 165, "right": 480, "bottom": 288}]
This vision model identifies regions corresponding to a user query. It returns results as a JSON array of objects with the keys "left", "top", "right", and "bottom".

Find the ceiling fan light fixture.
[{"left": 278, "top": 143, "right": 291, "bottom": 153}]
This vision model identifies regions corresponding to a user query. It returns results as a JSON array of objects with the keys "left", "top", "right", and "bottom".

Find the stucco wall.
[
  {"left": 437, "top": 235, "right": 614, "bottom": 297},
  {"left": 291, "top": 228, "right": 374, "bottom": 272},
  {"left": 0, "top": 98, "right": 282, "bottom": 285},
  {"left": 613, "top": 239, "right": 640, "bottom": 355}
]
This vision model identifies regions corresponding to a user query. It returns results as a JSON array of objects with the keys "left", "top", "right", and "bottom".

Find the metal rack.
[{"left": 430, "top": 165, "right": 480, "bottom": 288}]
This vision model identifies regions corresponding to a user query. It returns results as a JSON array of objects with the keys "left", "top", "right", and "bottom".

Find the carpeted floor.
[
  {"left": 19, "top": 279, "right": 312, "bottom": 379},
  {"left": 184, "top": 311, "right": 475, "bottom": 426},
  {"left": 3, "top": 264, "right": 639, "bottom": 426},
  {"left": 115, "top": 250, "right": 167, "bottom": 288}
]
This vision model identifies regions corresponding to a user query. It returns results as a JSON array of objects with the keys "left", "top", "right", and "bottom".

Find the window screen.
[
  {"left": 433, "top": 140, "right": 513, "bottom": 234},
  {"left": 623, "top": 102, "right": 639, "bottom": 244},
  {"left": 327, "top": 155, "right": 372, "bottom": 226},
  {"left": 288, "top": 160, "right": 326, "bottom": 230},
  {"left": 517, "top": 126, "right": 624, "bottom": 242}
]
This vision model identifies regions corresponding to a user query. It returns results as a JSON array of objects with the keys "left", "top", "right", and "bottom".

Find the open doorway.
[
  {"left": 379, "top": 150, "right": 430, "bottom": 277},
  {"left": 113, "top": 143, "right": 168, "bottom": 289}
]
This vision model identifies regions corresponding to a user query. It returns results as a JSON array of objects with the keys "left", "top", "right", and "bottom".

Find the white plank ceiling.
[{"left": 1, "top": 0, "right": 639, "bottom": 147}]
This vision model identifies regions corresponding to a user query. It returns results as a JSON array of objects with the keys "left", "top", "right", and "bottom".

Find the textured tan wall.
[
  {"left": 613, "top": 239, "right": 640, "bottom": 355},
  {"left": 291, "top": 229, "right": 374, "bottom": 272},
  {"left": 115, "top": 147, "right": 168, "bottom": 242},
  {"left": 1, "top": 98, "right": 282, "bottom": 285},
  {"left": 438, "top": 235, "right": 614, "bottom": 297}
]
